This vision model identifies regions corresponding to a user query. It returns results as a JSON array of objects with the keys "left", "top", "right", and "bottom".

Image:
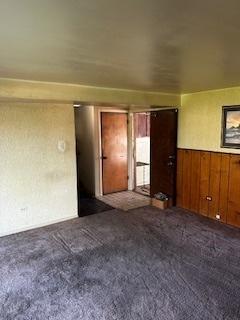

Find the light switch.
[{"left": 57, "top": 140, "right": 66, "bottom": 153}]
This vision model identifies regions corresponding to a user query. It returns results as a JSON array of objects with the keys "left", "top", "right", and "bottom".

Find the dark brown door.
[
  {"left": 150, "top": 109, "right": 178, "bottom": 203},
  {"left": 101, "top": 112, "right": 128, "bottom": 194}
]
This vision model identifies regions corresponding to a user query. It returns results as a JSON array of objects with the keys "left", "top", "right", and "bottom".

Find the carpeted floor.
[{"left": 0, "top": 206, "right": 240, "bottom": 320}]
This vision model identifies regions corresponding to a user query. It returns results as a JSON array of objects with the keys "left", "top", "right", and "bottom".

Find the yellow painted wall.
[
  {"left": 179, "top": 87, "right": 240, "bottom": 154},
  {"left": 0, "top": 78, "right": 181, "bottom": 107},
  {"left": 0, "top": 103, "right": 78, "bottom": 236}
]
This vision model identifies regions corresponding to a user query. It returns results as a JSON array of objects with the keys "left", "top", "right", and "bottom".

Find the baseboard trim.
[{"left": 0, "top": 214, "right": 78, "bottom": 238}]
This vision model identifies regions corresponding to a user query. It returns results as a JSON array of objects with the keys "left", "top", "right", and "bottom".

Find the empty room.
[{"left": 0, "top": 1, "right": 240, "bottom": 319}]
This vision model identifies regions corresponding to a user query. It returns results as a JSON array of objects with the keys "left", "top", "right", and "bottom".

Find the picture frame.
[{"left": 221, "top": 105, "right": 240, "bottom": 149}]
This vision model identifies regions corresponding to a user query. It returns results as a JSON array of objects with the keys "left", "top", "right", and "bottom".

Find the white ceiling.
[{"left": 1, "top": 0, "right": 240, "bottom": 93}]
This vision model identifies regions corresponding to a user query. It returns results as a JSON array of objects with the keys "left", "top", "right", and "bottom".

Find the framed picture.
[{"left": 222, "top": 105, "right": 240, "bottom": 149}]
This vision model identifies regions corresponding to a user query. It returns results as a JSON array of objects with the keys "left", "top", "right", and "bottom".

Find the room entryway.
[
  {"left": 99, "top": 108, "right": 178, "bottom": 209},
  {"left": 78, "top": 189, "right": 114, "bottom": 217},
  {"left": 75, "top": 106, "right": 178, "bottom": 216},
  {"left": 97, "top": 191, "right": 150, "bottom": 211},
  {"left": 99, "top": 111, "right": 150, "bottom": 211}
]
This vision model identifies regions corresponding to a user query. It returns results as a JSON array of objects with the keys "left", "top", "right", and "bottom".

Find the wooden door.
[
  {"left": 101, "top": 112, "right": 128, "bottom": 194},
  {"left": 150, "top": 109, "right": 178, "bottom": 203}
]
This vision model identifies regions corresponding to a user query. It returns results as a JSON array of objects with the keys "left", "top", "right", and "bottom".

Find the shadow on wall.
[{"left": 74, "top": 106, "right": 95, "bottom": 196}]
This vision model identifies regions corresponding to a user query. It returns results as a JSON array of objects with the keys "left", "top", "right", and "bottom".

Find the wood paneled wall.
[{"left": 177, "top": 149, "right": 240, "bottom": 228}]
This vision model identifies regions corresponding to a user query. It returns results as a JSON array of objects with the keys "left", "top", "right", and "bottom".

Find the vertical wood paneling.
[
  {"left": 227, "top": 155, "right": 240, "bottom": 228},
  {"left": 199, "top": 151, "right": 210, "bottom": 216},
  {"left": 190, "top": 150, "right": 201, "bottom": 213},
  {"left": 182, "top": 150, "right": 192, "bottom": 209},
  {"left": 176, "top": 148, "right": 240, "bottom": 229},
  {"left": 208, "top": 153, "right": 222, "bottom": 220},
  {"left": 218, "top": 154, "right": 230, "bottom": 223},
  {"left": 176, "top": 149, "right": 184, "bottom": 207}
]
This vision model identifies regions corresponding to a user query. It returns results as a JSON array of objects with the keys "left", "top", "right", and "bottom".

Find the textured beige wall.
[
  {"left": 179, "top": 87, "right": 240, "bottom": 154},
  {"left": 0, "top": 103, "right": 78, "bottom": 236},
  {"left": 74, "top": 106, "right": 95, "bottom": 195}
]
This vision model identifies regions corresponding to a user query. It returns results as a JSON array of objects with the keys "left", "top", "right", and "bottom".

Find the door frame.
[
  {"left": 94, "top": 106, "right": 178, "bottom": 197},
  {"left": 94, "top": 107, "right": 130, "bottom": 196},
  {"left": 132, "top": 111, "right": 151, "bottom": 195}
]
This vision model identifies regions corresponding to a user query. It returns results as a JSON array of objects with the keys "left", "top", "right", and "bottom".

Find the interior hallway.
[
  {"left": 78, "top": 191, "right": 114, "bottom": 217},
  {"left": 1, "top": 206, "right": 239, "bottom": 320}
]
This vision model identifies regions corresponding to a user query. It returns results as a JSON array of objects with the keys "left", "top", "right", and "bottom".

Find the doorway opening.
[
  {"left": 98, "top": 109, "right": 151, "bottom": 210},
  {"left": 134, "top": 112, "right": 151, "bottom": 196},
  {"left": 74, "top": 105, "right": 115, "bottom": 217},
  {"left": 78, "top": 106, "right": 178, "bottom": 212},
  {"left": 132, "top": 109, "right": 178, "bottom": 205}
]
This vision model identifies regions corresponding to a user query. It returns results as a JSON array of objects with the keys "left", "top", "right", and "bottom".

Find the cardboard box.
[{"left": 151, "top": 198, "right": 172, "bottom": 210}]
